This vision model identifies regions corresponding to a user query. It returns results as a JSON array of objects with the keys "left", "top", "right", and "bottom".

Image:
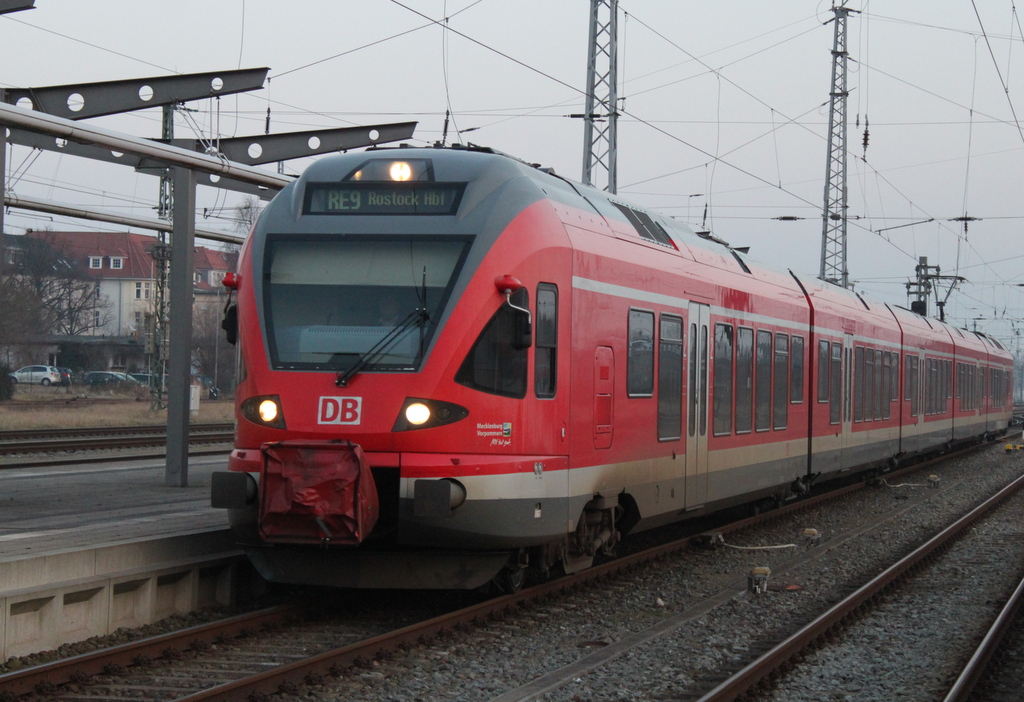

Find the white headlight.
[
  {"left": 258, "top": 399, "right": 279, "bottom": 422},
  {"left": 405, "top": 402, "right": 431, "bottom": 425}
]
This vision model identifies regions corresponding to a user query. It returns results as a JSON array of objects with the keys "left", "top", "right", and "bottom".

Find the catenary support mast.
[
  {"left": 581, "top": 0, "right": 619, "bottom": 193},
  {"left": 819, "top": 5, "right": 857, "bottom": 288}
]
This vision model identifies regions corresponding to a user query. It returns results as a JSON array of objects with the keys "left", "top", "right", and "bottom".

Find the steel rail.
[
  {"left": 0, "top": 605, "right": 301, "bottom": 698},
  {"left": 695, "top": 471, "right": 1024, "bottom": 702},
  {"left": 0, "top": 424, "right": 234, "bottom": 454},
  {"left": 0, "top": 439, "right": 1009, "bottom": 700},
  {"left": 943, "top": 570, "right": 1024, "bottom": 702},
  {"left": 0, "top": 423, "right": 233, "bottom": 442},
  {"left": 181, "top": 443, "right": 1016, "bottom": 702},
  {"left": 0, "top": 432, "right": 234, "bottom": 454}
]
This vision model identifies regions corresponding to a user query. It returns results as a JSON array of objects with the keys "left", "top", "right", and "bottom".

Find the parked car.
[
  {"left": 82, "top": 371, "right": 142, "bottom": 387},
  {"left": 57, "top": 367, "right": 73, "bottom": 386},
  {"left": 129, "top": 372, "right": 165, "bottom": 389},
  {"left": 9, "top": 365, "right": 62, "bottom": 386}
]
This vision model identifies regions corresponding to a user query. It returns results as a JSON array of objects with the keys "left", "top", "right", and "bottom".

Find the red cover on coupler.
[{"left": 258, "top": 441, "right": 379, "bottom": 544}]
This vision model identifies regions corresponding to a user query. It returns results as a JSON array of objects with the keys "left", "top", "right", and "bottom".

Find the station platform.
[{"left": 0, "top": 453, "right": 241, "bottom": 660}]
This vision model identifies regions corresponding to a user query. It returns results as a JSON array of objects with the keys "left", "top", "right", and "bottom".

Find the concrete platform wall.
[{"left": 0, "top": 530, "right": 242, "bottom": 660}]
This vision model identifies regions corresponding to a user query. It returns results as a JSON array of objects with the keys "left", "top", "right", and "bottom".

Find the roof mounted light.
[
  {"left": 346, "top": 158, "right": 433, "bottom": 182},
  {"left": 389, "top": 161, "right": 413, "bottom": 181}
]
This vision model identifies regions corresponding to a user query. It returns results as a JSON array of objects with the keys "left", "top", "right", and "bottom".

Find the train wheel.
[{"left": 499, "top": 566, "right": 527, "bottom": 594}]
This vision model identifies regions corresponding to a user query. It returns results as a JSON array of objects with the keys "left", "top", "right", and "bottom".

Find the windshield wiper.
[{"left": 335, "top": 308, "right": 429, "bottom": 387}]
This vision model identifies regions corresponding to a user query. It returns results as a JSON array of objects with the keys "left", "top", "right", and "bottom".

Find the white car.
[{"left": 10, "top": 365, "right": 62, "bottom": 386}]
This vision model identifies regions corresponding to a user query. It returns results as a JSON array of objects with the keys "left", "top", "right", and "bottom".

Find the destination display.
[{"left": 304, "top": 182, "right": 464, "bottom": 215}]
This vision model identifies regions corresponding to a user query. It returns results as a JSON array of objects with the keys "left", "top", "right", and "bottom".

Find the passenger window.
[
  {"left": 773, "top": 333, "right": 788, "bottom": 430},
  {"left": 713, "top": 323, "right": 734, "bottom": 436},
  {"left": 535, "top": 284, "right": 558, "bottom": 398},
  {"left": 830, "top": 342, "right": 842, "bottom": 424},
  {"left": 658, "top": 315, "right": 683, "bottom": 441},
  {"left": 790, "top": 336, "right": 804, "bottom": 403},
  {"left": 755, "top": 330, "right": 772, "bottom": 431},
  {"left": 874, "top": 350, "right": 883, "bottom": 420},
  {"left": 817, "top": 340, "right": 830, "bottom": 403},
  {"left": 627, "top": 309, "right": 655, "bottom": 396},
  {"left": 854, "top": 346, "right": 864, "bottom": 422},
  {"left": 736, "top": 327, "right": 754, "bottom": 433},
  {"left": 455, "top": 288, "right": 529, "bottom": 398},
  {"left": 891, "top": 352, "right": 899, "bottom": 401},
  {"left": 882, "top": 352, "right": 892, "bottom": 419}
]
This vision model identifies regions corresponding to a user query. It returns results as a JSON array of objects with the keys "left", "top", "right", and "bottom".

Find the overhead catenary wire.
[
  {"left": 971, "top": 0, "right": 1024, "bottom": 146},
  {"left": 3, "top": 4, "right": 1022, "bottom": 339}
]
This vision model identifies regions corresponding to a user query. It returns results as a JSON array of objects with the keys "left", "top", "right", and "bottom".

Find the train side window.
[
  {"left": 817, "top": 340, "right": 830, "bottom": 403},
  {"left": 956, "top": 362, "right": 962, "bottom": 405},
  {"left": 790, "top": 335, "right": 804, "bottom": 403},
  {"left": 882, "top": 352, "right": 892, "bottom": 420},
  {"left": 773, "top": 333, "right": 789, "bottom": 430},
  {"left": 874, "top": 350, "right": 884, "bottom": 420},
  {"left": 755, "top": 330, "right": 772, "bottom": 432},
  {"left": 854, "top": 346, "right": 865, "bottom": 422},
  {"left": 700, "top": 324, "right": 709, "bottom": 437},
  {"left": 910, "top": 356, "right": 920, "bottom": 417},
  {"left": 658, "top": 314, "right": 683, "bottom": 441},
  {"left": 534, "top": 284, "right": 558, "bottom": 399},
  {"left": 689, "top": 323, "right": 698, "bottom": 438},
  {"left": 627, "top": 309, "right": 655, "bottom": 397},
  {"left": 736, "top": 327, "right": 754, "bottom": 434},
  {"left": 713, "top": 323, "right": 734, "bottom": 436},
  {"left": 830, "top": 342, "right": 842, "bottom": 424},
  {"left": 891, "top": 352, "right": 899, "bottom": 401},
  {"left": 865, "top": 348, "right": 876, "bottom": 421},
  {"left": 455, "top": 288, "right": 529, "bottom": 398}
]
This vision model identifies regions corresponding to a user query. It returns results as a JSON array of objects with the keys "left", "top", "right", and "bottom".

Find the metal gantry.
[
  {"left": 581, "top": 0, "right": 619, "bottom": 193},
  {"left": 819, "top": 4, "right": 857, "bottom": 289}
]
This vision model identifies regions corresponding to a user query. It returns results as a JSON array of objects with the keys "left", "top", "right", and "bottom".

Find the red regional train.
[{"left": 211, "top": 144, "right": 1014, "bottom": 590}]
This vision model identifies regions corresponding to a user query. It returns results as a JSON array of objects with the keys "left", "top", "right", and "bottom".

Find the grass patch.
[{"left": 0, "top": 386, "right": 234, "bottom": 430}]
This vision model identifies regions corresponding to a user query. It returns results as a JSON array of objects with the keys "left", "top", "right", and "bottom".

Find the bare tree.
[
  {"left": 0, "top": 238, "right": 43, "bottom": 349},
  {"left": 192, "top": 302, "right": 236, "bottom": 394},
  {"left": 19, "top": 232, "right": 113, "bottom": 336},
  {"left": 234, "top": 196, "right": 264, "bottom": 237}
]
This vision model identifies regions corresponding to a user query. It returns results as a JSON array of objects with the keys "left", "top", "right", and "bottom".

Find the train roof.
[{"left": 258, "top": 144, "right": 1011, "bottom": 359}]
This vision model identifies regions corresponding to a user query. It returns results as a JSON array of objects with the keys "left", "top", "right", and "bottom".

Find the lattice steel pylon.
[
  {"left": 581, "top": 0, "right": 618, "bottom": 194},
  {"left": 819, "top": 5, "right": 858, "bottom": 288},
  {"left": 149, "top": 103, "right": 175, "bottom": 410}
]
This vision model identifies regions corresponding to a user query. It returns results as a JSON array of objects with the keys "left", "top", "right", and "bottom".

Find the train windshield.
[{"left": 263, "top": 236, "right": 471, "bottom": 371}]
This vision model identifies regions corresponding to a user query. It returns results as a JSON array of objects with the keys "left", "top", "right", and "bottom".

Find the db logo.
[{"left": 318, "top": 396, "right": 362, "bottom": 425}]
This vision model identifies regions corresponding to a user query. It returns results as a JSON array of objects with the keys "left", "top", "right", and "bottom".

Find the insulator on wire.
[{"left": 862, "top": 116, "right": 869, "bottom": 154}]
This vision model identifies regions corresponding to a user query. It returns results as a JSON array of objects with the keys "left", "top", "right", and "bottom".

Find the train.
[{"left": 211, "top": 144, "right": 1014, "bottom": 591}]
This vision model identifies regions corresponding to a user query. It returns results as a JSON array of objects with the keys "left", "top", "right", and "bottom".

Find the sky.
[{"left": 2, "top": 1, "right": 1024, "bottom": 349}]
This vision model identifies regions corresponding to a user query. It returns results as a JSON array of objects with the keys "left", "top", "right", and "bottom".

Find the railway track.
[
  {"left": 0, "top": 423, "right": 234, "bottom": 465},
  {"left": 953, "top": 571, "right": 1024, "bottom": 702},
  {"left": 0, "top": 438, "right": 1012, "bottom": 702},
  {"left": 697, "top": 471, "right": 1024, "bottom": 701}
]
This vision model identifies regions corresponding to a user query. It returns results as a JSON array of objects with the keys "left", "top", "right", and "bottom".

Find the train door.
[
  {"left": 840, "top": 333, "right": 854, "bottom": 465},
  {"left": 685, "top": 302, "right": 710, "bottom": 507}
]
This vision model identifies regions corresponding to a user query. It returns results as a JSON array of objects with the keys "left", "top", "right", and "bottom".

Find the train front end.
[{"left": 211, "top": 147, "right": 573, "bottom": 589}]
